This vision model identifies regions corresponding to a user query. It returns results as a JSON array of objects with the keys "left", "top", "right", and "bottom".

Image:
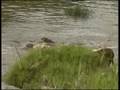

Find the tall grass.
[{"left": 3, "top": 45, "right": 118, "bottom": 89}]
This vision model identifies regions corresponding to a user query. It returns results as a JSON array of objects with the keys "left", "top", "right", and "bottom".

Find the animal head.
[
  {"left": 41, "top": 37, "right": 54, "bottom": 43},
  {"left": 93, "top": 48, "right": 114, "bottom": 67}
]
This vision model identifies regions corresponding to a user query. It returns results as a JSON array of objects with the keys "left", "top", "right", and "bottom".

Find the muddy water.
[{"left": 2, "top": 0, "right": 118, "bottom": 76}]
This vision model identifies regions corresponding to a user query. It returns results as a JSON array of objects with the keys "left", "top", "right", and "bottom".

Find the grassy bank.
[{"left": 3, "top": 45, "right": 118, "bottom": 89}]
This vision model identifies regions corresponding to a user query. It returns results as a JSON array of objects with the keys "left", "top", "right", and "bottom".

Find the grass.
[
  {"left": 3, "top": 45, "right": 118, "bottom": 89},
  {"left": 64, "top": 5, "right": 90, "bottom": 19}
]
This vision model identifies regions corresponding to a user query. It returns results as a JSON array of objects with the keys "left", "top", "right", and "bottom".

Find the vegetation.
[
  {"left": 3, "top": 45, "right": 118, "bottom": 89},
  {"left": 64, "top": 5, "right": 90, "bottom": 19}
]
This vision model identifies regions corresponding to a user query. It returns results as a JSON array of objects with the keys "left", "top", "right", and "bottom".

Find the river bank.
[{"left": 3, "top": 44, "right": 118, "bottom": 89}]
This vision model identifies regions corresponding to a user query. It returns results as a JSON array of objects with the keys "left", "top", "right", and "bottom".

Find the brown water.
[{"left": 2, "top": 0, "right": 118, "bottom": 76}]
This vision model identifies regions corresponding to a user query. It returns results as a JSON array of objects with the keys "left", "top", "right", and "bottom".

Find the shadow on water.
[{"left": 64, "top": 5, "right": 92, "bottom": 20}]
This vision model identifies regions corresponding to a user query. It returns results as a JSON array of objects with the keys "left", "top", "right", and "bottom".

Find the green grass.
[
  {"left": 3, "top": 45, "right": 118, "bottom": 89},
  {"left": 64, "top": 5, "right": 90, "bottom": 19}
]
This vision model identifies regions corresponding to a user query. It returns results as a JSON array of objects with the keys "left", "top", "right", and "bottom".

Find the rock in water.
[
  {"left": 93, "top": 48, "right": 114, "bottom": 66},
  {"left": 41, "top": 37, "right": 55, "bottom": 43},
  {"left": 26, "top": 43, "right": 34, "bottom": 48},
  {"left": 22, "top": 43, "right": 34, "bottom": 50}
]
